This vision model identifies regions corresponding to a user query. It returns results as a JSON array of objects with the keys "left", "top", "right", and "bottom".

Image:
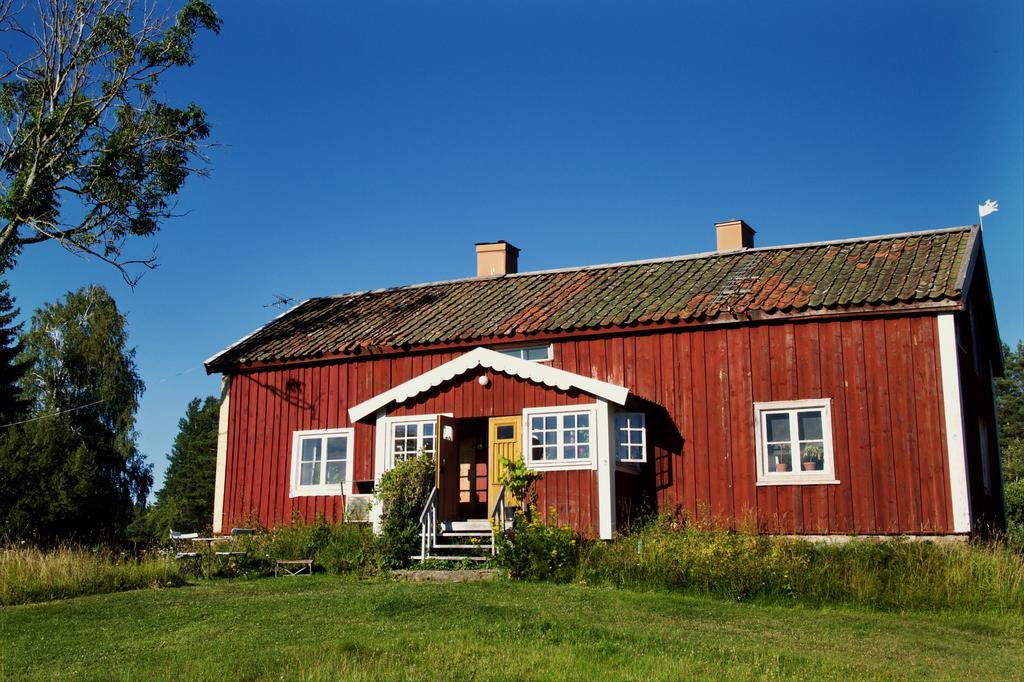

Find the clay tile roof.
[{"left": 206, "top": 225, "right": 978, "bottom": 372}]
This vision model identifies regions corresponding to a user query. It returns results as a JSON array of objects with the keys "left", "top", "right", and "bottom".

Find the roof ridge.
[{"left": 314, "top": 224, "right": 976, "bottom": 302}]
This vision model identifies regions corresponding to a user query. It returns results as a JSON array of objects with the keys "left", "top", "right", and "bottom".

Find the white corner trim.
[
  {"left": 212, "top": 376, "right": 231, "bottom": 534},
  {"left": 938, "top": 314, "right": 972, "bottom": 533},
  {"left": 348, "top": 347, "right": 629, "bottom": 422},
  {"left": 596, "top": 400, "right": 615, "bottom": 540}
]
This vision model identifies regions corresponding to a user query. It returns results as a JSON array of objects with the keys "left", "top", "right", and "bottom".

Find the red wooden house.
[{"left": 204, "top": 221, "right": 1005, "bottom": 548}]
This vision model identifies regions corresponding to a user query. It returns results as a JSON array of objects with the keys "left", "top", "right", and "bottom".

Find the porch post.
[
  {"left": 596, "top": 399, "right": 616, "bottom": 540},
  {"left": 370, "top": 408, "right": 388, "bottom": 534}
]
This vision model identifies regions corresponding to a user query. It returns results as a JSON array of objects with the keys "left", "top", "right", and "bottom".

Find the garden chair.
[
  {"left": 169, "top": 530, "right": 202, "bottom": 576},
  {"left": 214, "top": 528, "right": 256, "bottom": 573}
]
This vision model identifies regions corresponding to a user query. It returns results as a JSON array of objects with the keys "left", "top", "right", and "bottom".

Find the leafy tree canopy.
[
  {"left": 0, "top": 0, "right": 220, "bottom": 283},
  {"left": 0, "top": 284, "right": 151, "bottom": 544}
]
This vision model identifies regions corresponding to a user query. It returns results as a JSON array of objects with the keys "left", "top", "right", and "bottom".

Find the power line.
[{"left": 0, "top": 399, "right": 106, "bottom": 429}]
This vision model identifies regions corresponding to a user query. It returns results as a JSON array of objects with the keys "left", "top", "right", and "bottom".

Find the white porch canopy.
[{"left": 348, "top": 347, "right": 629, "bottom": 422}]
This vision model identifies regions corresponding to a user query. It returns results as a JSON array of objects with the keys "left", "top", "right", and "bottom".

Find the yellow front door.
[{"left": 488, "top": 416, "right": 522, "bottom": 514}]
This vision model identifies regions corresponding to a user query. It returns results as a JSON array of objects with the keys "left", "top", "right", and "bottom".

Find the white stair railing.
[
  {"left": 419, "top": 486, "right": 439, "bottom": 560},
  {"left": 490, "top": 484, "right": 507, "bottom": 556}
]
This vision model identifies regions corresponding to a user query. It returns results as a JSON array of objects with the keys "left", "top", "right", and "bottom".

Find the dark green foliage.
[
  {"left": 0, "top": 0, "right": 220, "bottom": 281},
  {"left": 0, "top": 280, "right": 29, "bottom": 423},
  {"left": 375, "top": 454, "right": 435, "bottom": 568},
  {"left": 0, "top": 286, "right": 151, "bottom": 544},
  {"left": 132, "top": 396, "right": 220, "bottom": 542},
  {"left": 494, "top": 508, "right": 580, "bottom": 582},
  {"left": 997, "top": 341, "right": 1024, "bottom": 485},
  {"left": 1004, "top": 480, "right": 1024, "bottom": 527}
]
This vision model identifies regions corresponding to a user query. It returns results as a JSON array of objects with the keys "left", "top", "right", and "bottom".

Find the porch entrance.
[{"left": 435, "top": 415, "right": 522, "bottom": 522}]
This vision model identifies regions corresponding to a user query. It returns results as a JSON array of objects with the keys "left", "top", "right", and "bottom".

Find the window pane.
[
  {"left": 615, "top": 414, "right": 628, "bottom": 430},
  {"left": 577, "top": 428, "right": 589, "bottom": 444},
  {"left": 496, "top": 425, "right": 515, "bottom": 440},
  {"left": 544, "top": 432, "right": 557, "bottom": 445},
  {"left": 578, "top": 414, "right": 589, "bottom": 428},
  {"left": 616, "top": 444, "right": 628, "bottom": 461},
  {"left": 422, "top": 423, "right": 434, "bottom": 437},
  {"left": 532, "top": 417, "right": 543, "bottom": 431},
  {"left": 800, "top": 441, "right": 825, "bottom": 471},
  {"left": 300, "top": 461, "right": 319, "bottom": 486},
  {"left": 563, "top": 414, "right": 576, "bottom": 429},
  {"left": 563, "top": 445, "right": 576, "bottom": 460},
  {"left": 326, "top": 461, "right": 346, "bottom": 484},
  {"left": 545, "top": 416, "right": 557, "bottom": 430},
  {"left": 797, "top": 411, "right": 823, "bottom": 441},
  {"left": 326, "top": 437, "right": 347, "bottom": 461},
  {"left": 531, "top": 447, "right": 543, "bottom": 461},
  {"left": 577, "top": 445, "right": 590, "bottom": 459},
  {"left": 545, "top": 446, "right": 557, "bottom": 460},
  {"left": 565, "top": 430, "right": 575, "bottom": 444},
  {"left": 301, "top": 439, "right": 320, "bottom": 462},
  {"left": 524, "top": 346, "right": 549, "bottom": 361},
  {"left": 765, "top": 413, "right": 790, "bottom": 442},
  {"left": 768, "top": 443, "right": 792, "bottom": 471},
  {"left": 630, "top": 445, "right": 642, "bottom": 460},
  {"left": 422, "top": 437, "right": 435, "bottom": 454},
  {"left": 395, "top": 424, "right": 406, "bottom": 438},
  {"left": 531, "top": 434, "right": 542, "bottom": 447},
  {"left": 407, "top": 423, "right": 418, "bottom": 438}
]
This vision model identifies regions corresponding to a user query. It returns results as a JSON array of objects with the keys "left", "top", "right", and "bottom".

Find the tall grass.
[
  {"left": 576, "top": 519, "right": 1024, "bottom": 612},
  {"left": 231, "top": 518, "right": 378, "bottom": 576},
  {"left": 0, "top": 546, "right": 184, "bottom": 606}
]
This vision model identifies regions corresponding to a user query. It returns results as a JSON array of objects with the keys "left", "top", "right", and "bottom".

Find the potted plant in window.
[
  {"left": 801, "top": 444, "right": 824, "bottom": 471},
  {"left": 772, "top": 449, "right": 789, "bottom": 472}
]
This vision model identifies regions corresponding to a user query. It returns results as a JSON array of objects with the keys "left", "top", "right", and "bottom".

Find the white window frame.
[
  {"left": 522, "top": 404, "right": 599, "bottom": 471},
  {"left": 491, "top": 343, "right": 553, "bottom": 363},
  {"left": 754, "top": 399, "right": 839, "bottom": 486},
  {"left": 614, "top": 412, "right": 647, "bottom": 463},
  {"left": 290, "top": 428, "right": 354, "bottom": 498},
  {"left": 382, "top": 413, "right": 450, "bottom": 470}
]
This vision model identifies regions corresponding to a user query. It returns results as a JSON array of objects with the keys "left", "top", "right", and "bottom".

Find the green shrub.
[
  {"left": 0, "top": 546, "right": 184, "bottom": 605},
  {"left": 375, "top": 454, "right": 435, "bottom": 569},
  {"left": 495, "top": 508, "right": 580, "bottom": 582},
  {"left": 576, "top": 518, "right": 1024, "bottom": 612},
  {"left": 1004, "top": 479, "right": 1024, "bottom": 527}
]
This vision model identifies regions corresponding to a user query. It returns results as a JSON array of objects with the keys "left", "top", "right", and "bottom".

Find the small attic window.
[{"left": 493, "top": 344, "right": 552, "bottom": 362}]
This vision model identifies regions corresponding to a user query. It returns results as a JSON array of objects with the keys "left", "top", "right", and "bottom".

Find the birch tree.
[{"left": 0, "top": 0, "right": 220, "bottom": 284}]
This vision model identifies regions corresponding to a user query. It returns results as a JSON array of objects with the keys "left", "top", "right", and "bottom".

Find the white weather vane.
[{"left": 978, "top": 199, "right": 998, "bottom": 228}]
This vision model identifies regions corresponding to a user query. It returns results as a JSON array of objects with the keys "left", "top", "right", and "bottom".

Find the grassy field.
[{"left": 2, "top": 577, "right": 1022, "bottom": 680}]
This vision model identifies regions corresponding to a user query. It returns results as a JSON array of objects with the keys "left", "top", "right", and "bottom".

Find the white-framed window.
[
  {"left": 615, "top": 412, "right": 647, "bottom": 463},
  {"left": 493, "top": 343, "right": 553, "bottom": 362},
  {"left": 754, "top": 399, "right": 838, "bottom": 486},
  {"left": 290, "top": 428, "right": 353, "bottom": 497},
  {"left": 523, "top": 404, "right": 598, "bottom": 471},
  {"left": 383, "top": 414, "right": 447, "bottom": 469}
]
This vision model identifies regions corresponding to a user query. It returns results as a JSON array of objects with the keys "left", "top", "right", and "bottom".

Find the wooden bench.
[{"left": 275, "top": 559, "right": 313, "bottom": 577}]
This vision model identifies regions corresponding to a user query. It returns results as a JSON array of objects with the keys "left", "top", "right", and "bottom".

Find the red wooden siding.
[{"left": 220, "top": 313, "right": 956, "bottom": 535}]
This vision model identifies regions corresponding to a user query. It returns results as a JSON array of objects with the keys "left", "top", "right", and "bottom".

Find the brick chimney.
[
  {"left": 475, "top": 241, "right": 520, "bottom": 277},
  {"left": 715, "top": 219, "right": 756, "bottom": 252}
]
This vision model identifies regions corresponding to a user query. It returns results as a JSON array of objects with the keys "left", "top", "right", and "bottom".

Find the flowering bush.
[{"left": 494, "top": 507, "right": 579, "bottom": 582}]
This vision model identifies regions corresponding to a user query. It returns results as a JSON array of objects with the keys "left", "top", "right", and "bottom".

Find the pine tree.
[
  {"left": 0, "top": 280, "right": 30, "bottom": 424},
  {"left": 137, "top": 396, "right": 221, "bottom": 541}
]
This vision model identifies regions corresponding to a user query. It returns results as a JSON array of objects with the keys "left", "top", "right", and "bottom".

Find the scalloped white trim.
[{"left": 348, "top": 347, "right": 629, "bottom": 422}]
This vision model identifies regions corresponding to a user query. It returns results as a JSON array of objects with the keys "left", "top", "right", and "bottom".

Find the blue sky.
[{"left": 10, "top": 0, "right": 1024, "bottom": 491}]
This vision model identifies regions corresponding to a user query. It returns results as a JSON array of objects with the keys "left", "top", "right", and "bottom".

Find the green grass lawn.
[{"left": 1, "top": 577, "right": 1022, "bottom": 680}]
